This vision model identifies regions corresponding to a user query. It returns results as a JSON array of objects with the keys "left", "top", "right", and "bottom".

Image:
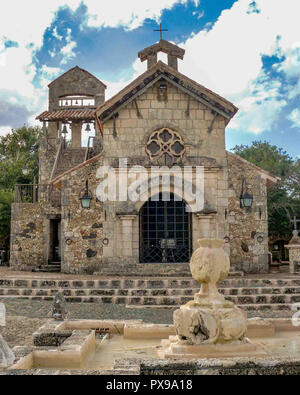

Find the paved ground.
[{"left": 0, "top": 266, "right": 295, "bottom": 280}]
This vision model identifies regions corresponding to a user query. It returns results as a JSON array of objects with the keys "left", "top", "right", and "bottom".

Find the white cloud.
[
  {"left": 84, "top": 0, "right": 199, "bottom": 30},
  {"left": 0, "top": 127, "right": 13, "bottom": 137},
  {"left": 1, "top": 0, "right": 300, "bottom": 137},
  {"left": 288, "top": 109, "right": 300, "bottom": 129},
  {"left": 60, "top": 29, "right": 77, "bottom": 65},
  {"left": 103, "top": 58, "right": 146, "bottom": 99},
  {"left": 0, "top": 0, "right": 196, "bottom": 131},
  {"left": 175, "top": 0, "right": 300, "bottom": 134}
]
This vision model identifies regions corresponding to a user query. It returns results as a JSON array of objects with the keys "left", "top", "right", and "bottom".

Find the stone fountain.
[
  {"left": 0, "top": 303, "right": 15, "bottom": 368},
  {"left": 159, "top": 239, "right": 264, "bottom": 358}
]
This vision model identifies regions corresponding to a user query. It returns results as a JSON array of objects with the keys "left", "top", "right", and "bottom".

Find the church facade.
[{"left": 10, "top": 40, "right": 279, "bottom": 275}]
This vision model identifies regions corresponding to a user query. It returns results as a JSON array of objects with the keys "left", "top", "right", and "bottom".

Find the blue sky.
[{"left": 0, "top": 0, "right": 299, "bottom": 159}]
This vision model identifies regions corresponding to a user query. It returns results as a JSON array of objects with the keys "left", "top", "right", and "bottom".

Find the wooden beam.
[
  {"left": 162, "top": 75, "right": 231, "bottom": 119},
  {"left": 207, "top": 111, "right": 218, "bottom": 134},
  {"left": 185, "top": 96, "right": 190, "bottom": 118},
  {"left": 100, "top": 75, "right": 163, "bottom": 123},
  {"left": 134, "top": 99, "right": 142, "bottom": 118}
]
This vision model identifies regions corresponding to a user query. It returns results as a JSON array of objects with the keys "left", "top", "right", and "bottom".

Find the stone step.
[
  {"left": 2, "top": 287, "right": 300, "bottom": 298},
  {"left": 54, "top": 148, "right": 86, "bottom": 178},
  {"left": 33, "top": 265, "right": 61, "bottom": 273},
  {"left": 1, "top": 293, "right": 300, "bottom": 306},
  {"left": 1, "top": 277, "right": 300, "bottom": 289},
  {"left": 125, "top": 304, "right": 294, "bottom": 311}
]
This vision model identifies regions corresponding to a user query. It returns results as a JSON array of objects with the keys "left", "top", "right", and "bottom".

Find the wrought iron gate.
[{"left": 140, "top": 193, "right": 192, "bottom": 263}]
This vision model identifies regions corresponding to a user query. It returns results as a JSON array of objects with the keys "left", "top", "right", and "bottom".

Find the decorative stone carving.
[
  {"left": 51, "top": 292, "right": 67, "bottom": 321},
  {"left": 173, "top": 239, "right": 247, "bottom": 345},
  {"left": 146, "top": 128, "right": 185, "bottom": 166}
]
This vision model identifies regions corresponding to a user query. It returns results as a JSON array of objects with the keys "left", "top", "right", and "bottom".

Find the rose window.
[{"left": 146, "top": 128, "right": 185, "bottom": 165}]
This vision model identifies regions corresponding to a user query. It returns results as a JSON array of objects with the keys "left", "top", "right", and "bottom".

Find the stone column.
[
  {"left": 118, "top": 215, "right": 137, "bottom": 258},
  {"left": 147, "top": 54, "right": 157, "bottom": 69},
  {"left": 71, "top": 121, "right": 82, "bottom": 148},
  {"left": 285, "top": 231, "right": 300, "bottom": 274},
  {"left": 196, "top": 214, "right": 215, "bottom": 238},
  {"left": 168, "top": 54, "right": 178, "bottom": 70}
]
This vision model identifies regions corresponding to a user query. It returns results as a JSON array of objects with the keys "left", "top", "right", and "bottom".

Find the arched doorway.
[{"left": 140, "top": 193, "right": 192, "bottom": 263}]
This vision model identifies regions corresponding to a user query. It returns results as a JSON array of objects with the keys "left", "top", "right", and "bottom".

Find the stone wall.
[
  {"left": 60, "top": 160, "right": 104, "bottom": 274},
  {"left": 227, "top": 153, "right": 269, "bottom": 273},
  {"left": 49, "top": 66, "right": 106, "bottom": 111},
  {"left": 10, "top": 197, "right": 62, "bottom": 270},
  {"left": 38, "top": 136, "right": 59, "bottom": 184},
  {"left": 10, "top": 204, "right": 46, "bottom": 270},
  {"left": 98, "top": 82, "right": 230, "bottom": 266},
  {"left": 102, "top": 83, "right": 227, "bottom": 167}
]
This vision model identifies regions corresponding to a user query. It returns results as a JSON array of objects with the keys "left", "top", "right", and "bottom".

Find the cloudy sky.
[{"left": 0, "top": 0, "right": 299, "bottom": 158}]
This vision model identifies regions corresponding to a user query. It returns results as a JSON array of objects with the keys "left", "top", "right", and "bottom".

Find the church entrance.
[{"left": 140, "top": 193, "right": 192, "bottom": 263}]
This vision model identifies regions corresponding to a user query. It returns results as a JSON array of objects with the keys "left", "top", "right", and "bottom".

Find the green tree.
[
  {"left": 0, "top": 126, "right": 43, "bottom": 247},
  {"left": 0, "top": 189, "right": 14, "bottom": 247},
  {"left": 232, "top": 141, "right": 300, "bottom": 239},
  {"left": 0, "top": 125, "right": 42, "bottom": 189}
]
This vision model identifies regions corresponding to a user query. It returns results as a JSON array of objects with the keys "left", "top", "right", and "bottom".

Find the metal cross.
[
  {"left": 291, "top": 216, "right": 300, "bottom": 231},
  {"left": 154, "top": 23, "right": 168, "bottom": 40}
]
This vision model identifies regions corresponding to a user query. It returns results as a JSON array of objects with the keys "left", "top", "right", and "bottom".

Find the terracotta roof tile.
[{"left": 36, "top": 109, "right": 96, "bottom": 122}]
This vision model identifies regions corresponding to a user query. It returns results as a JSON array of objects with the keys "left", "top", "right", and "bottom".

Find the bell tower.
[{"left": 138, "top": 39, "right": 185, "bottom": 71}]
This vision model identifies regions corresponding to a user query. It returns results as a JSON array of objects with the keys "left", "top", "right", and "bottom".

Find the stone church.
[{"left": 10, "top": 39, "right": 279, "bottom": 276}]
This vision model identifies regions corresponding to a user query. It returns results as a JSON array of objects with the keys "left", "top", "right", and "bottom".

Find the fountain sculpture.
[{"left": 159, "top": 239, "right": 262, "bottom": 358}]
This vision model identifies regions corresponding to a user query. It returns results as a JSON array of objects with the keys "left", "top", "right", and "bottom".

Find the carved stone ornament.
[{"left": 145, "top": 128, "right": 185, "bottom": 166}]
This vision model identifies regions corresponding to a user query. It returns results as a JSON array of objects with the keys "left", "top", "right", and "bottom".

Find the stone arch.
[{"left": 134, "top": 175, "right": 197, "bottom": 213}]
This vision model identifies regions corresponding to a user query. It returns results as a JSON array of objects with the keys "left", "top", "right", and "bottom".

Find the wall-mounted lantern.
[
  {"left": 85, "top": 123, "right": 91, "bottom": 132},
  {"left": 240, "top": 177, "right": 253, "bottom": 211},
  {"left": 80, "top": 180, "right": 92, "bottom": 209}
]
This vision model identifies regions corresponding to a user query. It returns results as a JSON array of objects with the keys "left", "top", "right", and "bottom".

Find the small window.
[{"left": 59, "top": 95, "right": 95, "bottom": 107}]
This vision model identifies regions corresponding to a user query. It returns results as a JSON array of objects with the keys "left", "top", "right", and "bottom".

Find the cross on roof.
[
  {"left": 154, "top": 23, "right": 168, "bottom": 40},
  {"left": 291, "top": 216, "right": 300, "bottom": 231}
]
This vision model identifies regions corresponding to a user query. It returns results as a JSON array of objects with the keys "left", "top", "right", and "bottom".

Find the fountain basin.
[{"left": 6, "top": 317, "right": 300, "bottom": 372}]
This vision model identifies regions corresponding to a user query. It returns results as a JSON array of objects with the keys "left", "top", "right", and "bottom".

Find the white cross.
[{"left": 291, "top": 216, "right": 300, "bottom": 231}]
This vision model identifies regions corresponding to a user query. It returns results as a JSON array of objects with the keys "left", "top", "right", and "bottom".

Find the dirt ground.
[{"left": 1, "top": 316, "right": 47, "bottom": 348}]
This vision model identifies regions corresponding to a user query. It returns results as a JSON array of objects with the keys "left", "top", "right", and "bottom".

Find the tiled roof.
[
  {"left": 36, "top": 109, "right": 96, "bottom": 122},
  {"left": 96, "top": 61, "right": 239, "bottom": 124}
]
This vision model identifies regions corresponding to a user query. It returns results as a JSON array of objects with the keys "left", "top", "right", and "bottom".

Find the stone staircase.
[
  {"left": 1, "top": 276, "right": 300, "bottom": 312},
  {"left": 53, "top": 148, "right": 86, "bottom": 178}
]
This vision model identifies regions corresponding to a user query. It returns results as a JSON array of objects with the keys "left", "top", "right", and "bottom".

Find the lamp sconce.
[
  {"left": 240, "top": 177, "right": 253, "bottom": 212},
  {"left": 224, "top": 236, "right": 230, "bottom": 244},
  {"left": 102, "top": 238, "right": 109, "bottom": 246},
  {"left": 257, "top": 235, "right": 264, "bottom": 244},
  {"left": 80, "top": 180, "right": 92, "bottom": 209}
]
